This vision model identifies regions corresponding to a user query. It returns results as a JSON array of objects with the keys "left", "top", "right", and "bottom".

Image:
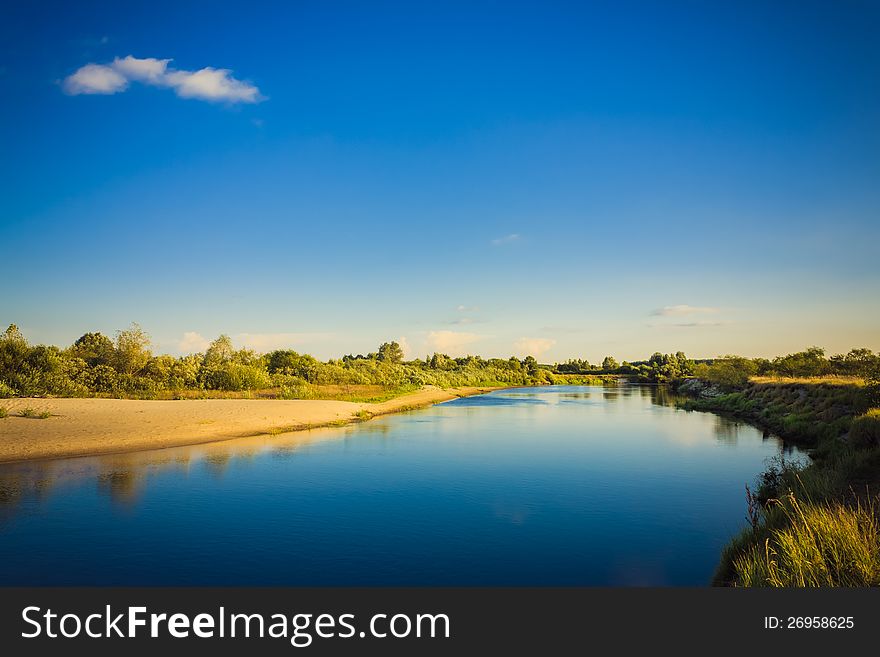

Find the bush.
[
  {"left": 0, "top": 381, "right": 15, "bottom": 398},
  {"left": 0, "top": 407, "right": 7, "bottom": 418},
  {"left": 849, "top": 409, "right": 880, "bottom": 449},
  {"left": 200, "top": 363, "right": 272, "bottom": 391},
  {"left": 694, "top": 356, "right": 757, "bottom": 388}
]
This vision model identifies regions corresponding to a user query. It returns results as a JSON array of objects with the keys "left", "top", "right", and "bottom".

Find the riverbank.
[
  {"left": 676, "top": 376, "right": 880, "bottom": 586},
  {"left": 0, "top": 385, "right": 499, "bottom": 463}
]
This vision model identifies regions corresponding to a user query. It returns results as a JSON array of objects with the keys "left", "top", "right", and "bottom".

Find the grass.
[
  {"left": 750, "top": 375, "right": 867, "bottom": 386},
  {"left": 680, "top": 379, "right": 869, "bottom": 447},
  {"left": 849, "top": 409, "right": 880, "bottom": 449},
  {"left": 18, "top": 407, "right": 51, "bottom": 419},
  {"left": 0, "top": 407, "right": 7, "bottom": 418},
  {"left": 729, "top": 494, "right": 880, "bottom": 587}
]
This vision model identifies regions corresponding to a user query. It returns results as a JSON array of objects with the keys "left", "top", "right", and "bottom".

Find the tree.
[
  {"left": 377, "top": 341, "right": 404, "bottom": 364},
  {"left": 114, "top": 323, "right": 151, "bottom": 375},
  {"left": 71, "top": 331, "right": 115, "bottom": 367},
  {"left": 522, "top": 355, "right": 539, "bottom": 377},
  {"left": 203, "top": 335, "right": 234, "bottom": 367},
  {"left": 602, "top": 356, "right": 619, "bottom": 370}
]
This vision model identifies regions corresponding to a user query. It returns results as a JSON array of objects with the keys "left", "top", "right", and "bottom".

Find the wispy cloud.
[
  {"left": 426, "top": 330, "right": 484, "bottom": 356},
  {"left": 63, "top": 55, "right": 263, "bottom": 103},
  {"left": 456, "top": 305, "right": 479, "bottom": 312},
  {"left": 491, "top": 233, "right": 520, "bottom": 246},
  {"left": 449, "top": 317, "right": 477, "bottom": 325},
  {"left": 670, "top": 320, "right": 728, "bottom": 328},
  {"left": 178, "top": 331, "right": 210, "bottom": 353},
  {"left": 514, "top": 337, "right": 556, "bottom": 358},
  {"left": 650, "top": 304, "right": 720, "bottom": 317},
  {"left": 647, "top": 320, "right": 730, "bottom": 329}
]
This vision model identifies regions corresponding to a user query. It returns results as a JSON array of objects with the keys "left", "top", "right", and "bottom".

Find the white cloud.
[
  {"left": 178, "top": 331, "right": 210, "bottom": 353},
  {"left": 163, "top": 67, "right": 262, "bottom": 103},
  {"left": 651, "top": 304, "right": 720, "bottom": 317},
  {"left": 456, "top": 305, "right": 479, "bottom": 312},
  {"left": 426, "top": 330, "right": 483, "bottom": 356},
  {"left": 112, "top": 55, "right": 169, "bottom": 83},
  {"left": 62, "top": 63, "right": 128, "bottom": 95},
  {"left": 63, "top": 55, "right": 263, "bottom": 104},
  {"left": 491, "top": 233, "right": 520, "bottom": 246},
  {"left": 514, "top": 337, "right": 556, "bottom": 358},
  {"left": 397, "top": 336, "right": 412, "bottom": 360}
]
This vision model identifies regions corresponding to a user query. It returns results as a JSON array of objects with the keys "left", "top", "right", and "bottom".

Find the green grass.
[
  {"left": 730, "top": 494, "right": 880, "bottom": 587},
  {"left": 18, "top": 407, "right": 51, "bottom": 419},
  {"left": 0, "top": 406, "right": 7, "bottom": 418}
]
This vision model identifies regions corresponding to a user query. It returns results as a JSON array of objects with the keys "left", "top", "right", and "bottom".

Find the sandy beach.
[{"left": 0, "top": 386, "right": 497, "bottom": 463}]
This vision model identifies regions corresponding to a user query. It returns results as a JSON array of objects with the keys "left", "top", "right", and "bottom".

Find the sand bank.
[{"left": 0, "top": 386, "right": 497, "bottom": 463}]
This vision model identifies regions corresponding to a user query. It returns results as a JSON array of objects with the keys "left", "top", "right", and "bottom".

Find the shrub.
[
  {"left": 19, "top": 407, "right": 51, "bottom": 419},
  {"left": 200, "top": 363, "right": 271, "bottom": 391},
  {"left": 849, "top": 409, "right": 880, "bottom": 449},
  {"left": 0, "top": 381, "right": 15, "bottom": 398},
  {"left": 0, "top": 407, "right": 7, "bottom": 418}
]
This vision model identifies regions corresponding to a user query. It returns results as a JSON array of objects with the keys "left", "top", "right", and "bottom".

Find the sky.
[{"left": 1, "top": 0, "right": 878, "bottom": 362}]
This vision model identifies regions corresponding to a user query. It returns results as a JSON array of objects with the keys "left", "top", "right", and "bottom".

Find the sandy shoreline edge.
[{"left": 0, "top": 385, "right": 500, "bottom": 464}]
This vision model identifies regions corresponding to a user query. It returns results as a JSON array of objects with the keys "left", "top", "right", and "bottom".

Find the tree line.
[{"left": 1, "top": 323, "right": 876, "bottom": 399}]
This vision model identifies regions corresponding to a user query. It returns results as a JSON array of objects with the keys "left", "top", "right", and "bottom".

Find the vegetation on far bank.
[{"left": 0, "top": 323, "right": 614, "bottom": 402}]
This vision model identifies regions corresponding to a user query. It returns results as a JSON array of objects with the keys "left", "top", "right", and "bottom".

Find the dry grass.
[
  {"left": 104, "top": 384, "right": 412, "bottom": 403},
  {"left": 749, "top": 375, "right": 866, "bottom": 386}
]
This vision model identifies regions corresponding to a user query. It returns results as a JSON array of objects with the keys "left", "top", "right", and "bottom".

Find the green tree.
[
  {"left": 114, "top": 323, "right": 151, "bottom": 375},
  {"left": 71, "top": 331, "right": 115, "bottom": 367},
  {"left": 203, "top": 335, "right": 234, "bottom": 367},
  {"left": 602, "top": 356, "right": 619, "bottom": 370},
  {"left": 377, "top": 341, "right": 404, "bottom": 364}
]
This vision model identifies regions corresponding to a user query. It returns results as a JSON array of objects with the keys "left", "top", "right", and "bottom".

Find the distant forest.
[{"left": 0, "top": 323, "right": 877, "bottom": 399}]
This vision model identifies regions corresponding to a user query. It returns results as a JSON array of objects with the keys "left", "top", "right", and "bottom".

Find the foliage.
[
  {"left": 377, "top": 341, "right": 404, "bottom": 364},
  {"left": 114, "top": 323, "right": 151, "bottom": 376},
  {"left": 693, "top": 356, "right": 758, "bottom": 388}
]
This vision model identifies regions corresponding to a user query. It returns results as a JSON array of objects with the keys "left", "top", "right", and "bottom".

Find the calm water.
[{"left": 0, "top": 385, "right": 804, "bottom": 586}]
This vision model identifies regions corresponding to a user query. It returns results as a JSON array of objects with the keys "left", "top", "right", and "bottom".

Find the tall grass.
[{"left": 731, "top": 494, "right": 880, "bottom": 587}]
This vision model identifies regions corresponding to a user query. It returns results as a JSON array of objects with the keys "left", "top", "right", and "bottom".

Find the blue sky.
[{"left": 1, "top": 1, "right": 878, "bottom": 362}]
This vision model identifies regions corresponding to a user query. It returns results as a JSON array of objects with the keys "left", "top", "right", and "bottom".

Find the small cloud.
[
  {"left": 491, "top": 233, "right": 520, "bottom": 246},
  {"left": 671, "top": 320, "right": 728, "bottom": 328},
  {"left": 164, "top": 66, "right": 263, "bottom": 103},
  {"left": 178, "top": 331, "right": 210, "bottom": 353},
  {"left": 252, "top": 118, "right": 265, "bottom": 128},
  {"left": 397, "top": 336, "right": 412, "bottom": 359},
  {"left": 62, "top": 63, "right": 128, "bottom": 95},
  {"left": 456, "top": 305, "right": 479, "bottom": 312},
  {"left": 647, "top": 320, "right": 729, "bottom": 329},
  {"left": 63, "top": 55, "right": 264, "bottom": 104},
  {"left": 112, "top": 55, "right": 169, "bottom": 83},
  {"left": 651, "top": 304, "right": 720, "bottom": 317},
  {"left": 514, "top": 337, "right": 556, "bottom": 358},
  {"left": 449, "top": 317, "right": 476, "bottom": 325},
  {"left": 426, "top": 330, "right": 483, "bottom": 356}
]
